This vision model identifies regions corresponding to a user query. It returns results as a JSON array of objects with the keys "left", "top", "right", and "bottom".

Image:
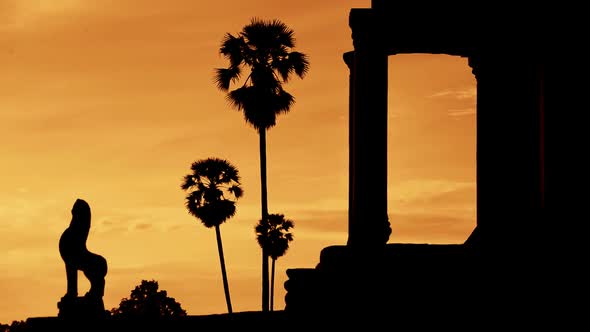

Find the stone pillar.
[
  {"left": 344, "top": 51, "right": 356, "bottom": 246},
  {"left": 347, "top": 9, "right": 391, "bottom": 248},
  {"left": 467, "top": 52, "right": 545, "bottom": 252}
]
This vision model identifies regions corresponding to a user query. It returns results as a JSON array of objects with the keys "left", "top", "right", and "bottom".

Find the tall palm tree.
[
  {"left": 215, "top": 17, "right": 309, "bottom": 312},
  {"left": 255, "top": 213, "right": 294, "bottom": 311},
  {"left": 180, "top": 157, "right": 243, "bottom": 314}
]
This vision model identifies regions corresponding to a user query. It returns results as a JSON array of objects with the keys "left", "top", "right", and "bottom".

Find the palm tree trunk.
[
  {"left": 215, "top": 225, "right": 233, "bottom": 314},
  {"left": 271, "top": 258, "right": 276, "bottom": 311},
  {"left": 259, "top": 128, "right": 270, "bottom": 312}
]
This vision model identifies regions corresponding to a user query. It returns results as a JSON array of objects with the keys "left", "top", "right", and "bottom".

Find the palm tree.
[
  {"left": 215, "top": 17, "right": 309, "bottom": 312},
  {"left": 255, "top": 213, "right": 294, "bottom": 311},
  {"left": 180, "top": 157, "right": 243, "bottom": 314}
]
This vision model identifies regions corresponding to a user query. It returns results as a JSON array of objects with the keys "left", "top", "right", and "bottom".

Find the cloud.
[
  {"left": 448, "top": 108, "right": 476, "bottom": 117},
  {"left": 292, "top": 209, "right": 348, "bottom": 233},
  {"left": 392, "top": 179, "right": 476, "bottom": 205},
  {"left": 257, "top": 204, "right": 475, "bottom": 246},
  {"left": 429, "top": 87, "right": 476, "bottom": 100},
  {"left": 389, "top": 211, "right": 475, "bottom": 244},
  {"left": 95, "top": 206, "right": 186, "bottom": 234},
  {"left": 387, "top": 179, "right": 477, "bottom": 243},
  {"left": 0, "top": 0, "right": 88, "bottom": 30},
  {"left": 0, "top": 197, "right": 67, "bottom": 234},
  {"left": 134, "top": 223, "right": 152, "bottom": 230},
  {"left": 257, "top": 179, "right": 476, "bottom": 240}
]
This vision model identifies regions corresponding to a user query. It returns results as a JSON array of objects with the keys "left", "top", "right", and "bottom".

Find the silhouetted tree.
[
  {"left": 0, "top": 320, "right": 29, "bottom": 332},
  {"left": 255, "top": 213, "right": 294, "bottom": 311},
  {"left": 215, "top": 18, "right": 309, "bottom": 312},
  {"left": 111, "top": 280, "right": 186, "bottom": 319},
  {"left": 180, "top": 157, "right": 243, "bottom": 314},
  {"left": 110, "top": 280, "right": 186, "bottom": 319}
]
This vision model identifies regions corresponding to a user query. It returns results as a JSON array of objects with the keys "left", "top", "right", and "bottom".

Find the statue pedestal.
[{"left": 57, "top": 296, "right": 108, "bottom": 321}]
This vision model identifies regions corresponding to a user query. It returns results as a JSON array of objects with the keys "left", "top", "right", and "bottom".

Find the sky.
[{"left": 0, "top": 0, "right": 476, "bottom": 323}]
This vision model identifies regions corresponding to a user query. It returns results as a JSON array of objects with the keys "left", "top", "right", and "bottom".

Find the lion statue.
[{"left": 59, "top": 199, "right": 108, "bottom": 301}]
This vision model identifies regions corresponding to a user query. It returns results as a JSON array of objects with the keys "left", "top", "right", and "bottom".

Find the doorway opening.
[{"left": 387, "top": 54, "right": 476, "bottom": 244}]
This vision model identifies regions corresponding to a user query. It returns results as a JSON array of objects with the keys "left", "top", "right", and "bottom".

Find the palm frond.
[
  {"left": 227, "top": 86, "right": 276, "bottom": 129},
  {"left": 190, "top": 159, "right": 206, "bottom": 173},
  {"left": 287, "top": 51, "right": 310, "bottom": 78},
  {"left": 250, "top": 67, "right": 280, "bottom": 89},
  {"left": 243, "top": 18, "right": 294, "bottom": 53},
  {"left": 228, "top": 185, "right": 243, "bottom": 199},
  {"left": 270, "top": 19, "right": 295, "bottom": 48},
  {"left": 273, "top": 56, "right": 294, "bottom": 82},
  {"left": 243, "top": 103, "right": 276, "bottom": 129},
  {"left": 267, "top": 213, "right": 284, "bottom": 226},
  {"left": 273, "top": 89, "right": 295, "bottom": 114},
  {"left": 203, "top": 187, "right": 223, "bottom": 202},
  {"left": 180, "top": 174, "right": 196, "bottom": 191},
  {"left": 196, "top": 182, "right": 208, "bottom": 195},
  {"left": 269, "top": 238, "right": 290, "bottom": 259},
  {"left": 193, "top": 200, "right": 236, "bottom": 228},
  {"left": 220, "top": 33, "right": 246, "bottom": 67},
  {"left": 185, "top": 191, "right": 202, "bottom": 218},
  {"left": 281, "top": 219, "right": 294, "bottom": 231},
  {"left": 242, "top": 17, "right": 270, "bottom": 49},
  {"left": 214, "top": 67, "right": 241, "bottom": 91},
  {"left": 219, "top": 163, "right": 240, "bottom": 184},
  {"left": 227, "top": 86, "right": 252, "bottom": 111}
]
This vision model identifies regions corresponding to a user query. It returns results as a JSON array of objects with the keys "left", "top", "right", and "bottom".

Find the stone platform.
[
  {"left": 284, "top": 243, "right": 551, "bottom": 325},
  {"left": 26, "top": 311, "right": 292, "bottom": 332}
]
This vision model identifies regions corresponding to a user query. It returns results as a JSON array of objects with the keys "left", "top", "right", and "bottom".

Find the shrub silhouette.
[{"left": 110, "top": 280, "right": 186, "bottom": 319}]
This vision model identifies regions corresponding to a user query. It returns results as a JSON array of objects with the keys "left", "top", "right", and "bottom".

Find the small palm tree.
[
  {"left": 180, "top": 157, "right": 243, "bottom": 314},
  {"left": 255, "top": 213, "right": 294, "bottom": 311},
  {"left": 215, "top": 17, "right": 309, "bottom": 312}
]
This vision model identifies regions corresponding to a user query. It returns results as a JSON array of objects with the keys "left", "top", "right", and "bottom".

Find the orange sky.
[{"left": 0, "top": 0, "right": 476, "bottom": 323}]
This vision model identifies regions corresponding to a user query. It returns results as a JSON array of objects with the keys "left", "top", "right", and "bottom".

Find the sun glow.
[
  {"left": 1, "top": 0, "right": 84, "bottom": 28},
  {"left": 0, "top": 0, "right": 479, "bottom": 323}
]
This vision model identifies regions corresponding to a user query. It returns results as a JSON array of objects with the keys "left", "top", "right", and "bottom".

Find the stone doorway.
[{"left": 387, "top": 54, "right": 477, "bottom": 245}]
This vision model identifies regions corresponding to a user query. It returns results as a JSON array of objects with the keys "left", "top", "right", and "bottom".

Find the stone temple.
[{"left": 284, "top": 0, "right": 572, "bottom": 325}]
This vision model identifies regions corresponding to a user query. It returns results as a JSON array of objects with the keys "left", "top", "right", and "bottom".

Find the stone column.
[
  {"left": 467, "top": 51, "right": 545, "bottom": 252},
  {"left": 346, "top": 9, "right": 391, "bottom": 248},
  {"left": 344, "top": 51, "right": 356, "bottom": 246}
]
